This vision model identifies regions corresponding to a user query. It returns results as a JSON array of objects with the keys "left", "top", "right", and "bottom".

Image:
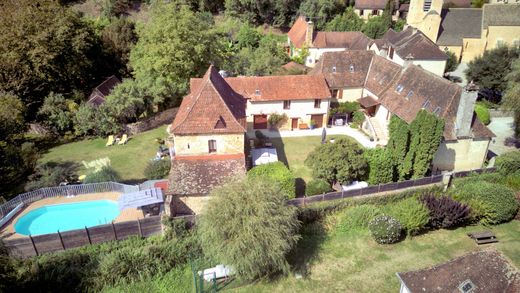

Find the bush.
[
  {"left": 452, "top": 181, "right": 519, "bottom": 225},
  {"left": 351, "top": 111, "right": 365, "bottom": 128},
  {"left": 383, "top": 197, "right": 429, "bottom": 236},
  {"left": 268, "top": 113, "right": 288, "bottom": 129},
  {"left": 474, "top": 103, "right": 490, "bottom": 125},
  {"left": 144, "top": 159, "right": 171, "bottom": 180},
  {"left": 329, "top": 101, "right": 360, "bottom": 116},
  {"left": 83, "top": 166, "right": 121, "bottom": 183},
  {"left": 368, "top": 215, "right": 403, "bottom": 244},
  {"left": 337, "top": 204, "right": 381, "bottom": 232},
  {"left": 248, "top": 162, "right": 296, "bottom": 199},
  {"left": 495, "top": 151, "right": 520, "bottom": 175},
  {"left": 198, "top": 178, "right": 300, "bottom": 281},
  {"left": 421, "top": 194, "right": 471, "bottom": 229},
  {"left": 25, "top": 162, "right": 78, "bottom": 191},
  {"left": 305, "top": 179, "right": 331, "bottom": 196}
]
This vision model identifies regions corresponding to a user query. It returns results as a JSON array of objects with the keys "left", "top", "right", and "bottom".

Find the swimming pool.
[{"left": 14, "top": 200, "right": 120, "bottom": 236}]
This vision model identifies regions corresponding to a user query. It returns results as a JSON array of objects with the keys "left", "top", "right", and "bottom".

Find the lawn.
[
  {"left": 39, "top": 126, "right": 169, "bottom": 181},
  {"left": 270, "top": 135, "right": 352, "bottom": 183},
  {"left": 229, "top": 220, "right": 520, "bottom": 293}
]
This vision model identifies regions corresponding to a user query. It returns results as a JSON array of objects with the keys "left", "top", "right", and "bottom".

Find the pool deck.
[{"left": 0, "top": 192, "right": 144, "bottom": 240}]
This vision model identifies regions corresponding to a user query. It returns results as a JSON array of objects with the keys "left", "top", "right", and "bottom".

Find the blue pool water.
[{"left": 14, "top": 200, "right": 120, "bottom": 236}]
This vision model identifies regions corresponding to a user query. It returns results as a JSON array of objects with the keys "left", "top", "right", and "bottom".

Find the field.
[{"left": 39, "top": 126, "right": 168, "bottom": 181}]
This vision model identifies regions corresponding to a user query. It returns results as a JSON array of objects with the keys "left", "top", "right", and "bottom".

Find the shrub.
[
  {"left": 25, "top": 162, "right": 78, "bottom": 191},
  {"left": 452, "top": 181, "right": 519, "bottom": 225},
  {"left": 305, "top": 179, "right": 331, "bottom": 196},
  {"left": 83, "top": 166, "right": 121, "bottom": 183},
  {"left": 198, "top": 178, "right": 300, "bottom": 281},
  {"left": 329, "top": 101, "right": 360, "bottom": 116},
  {"left": 474, "top": 103, "right": 491, "bottom": 125},
  {"left": 144, "top": 159, "right": 171, "bottom": 180},
  {"left": 351, "top": 111, "right": 365, "bottom": 128},
  {"left": 248, "top": 162, "right": 296, "bottom": 199},
  {"left": 368, "top": 215, "right": 403, "bottom": 244},
  {"left": 505, "top": 173, "right": 520, "bottom": 191},
  {"left": 268, "top": 113, "right": 288, "bottom": 129},
  {"left": 383, "top": 197, "right": 429, "bottom": 236},
  {"left": 495, "top": 151, "right": 520, "bottom": 175},
  {"left": 421, "top": 194, "right": 471, "bottom": 229},
  {"left": 337, "top": 204, "right": 381, "bottom": 232},
  {"left": 364, "top": 148, "right": 393, "bottom": 185}
]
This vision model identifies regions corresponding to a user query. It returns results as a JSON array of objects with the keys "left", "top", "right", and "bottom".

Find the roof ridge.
[
  {"left": 363, "top": 53, "right": 376, "bottom": 88},
  {"left": 207, "top": 75, "right": 246, "bottom": 132},
  {"left": 170, "top": 70, "right": 210, "bottom": 132}
]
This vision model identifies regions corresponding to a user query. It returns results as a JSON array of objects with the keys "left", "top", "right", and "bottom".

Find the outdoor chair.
[
  {"left": 118, "top": 134, "right": 128, "bottom": 145},
  {"left": 106, "top": 135, "right": 115, "bottom": 146}
]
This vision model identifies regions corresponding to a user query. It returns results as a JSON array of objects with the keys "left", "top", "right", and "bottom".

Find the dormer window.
[
  {"left": 406, "top": 91, "right": 413, "bottom": 100},
  {"left": 332, "top": 66, "right": 336, "bottom": 73},
  {"left": 395, "top": 84, "right": 404, "bottom": 93},
  {"left": 433, "top": 106, "right": 441, "bottom": 115},
  {"left": 349, "top": 65, "right": 354, "bottom": 72},
  {"left": 255, "top": 89, "right": 260, "bottom": 96},
  {"left": 422, "top": 99, "right": 431, "bottom": 109}
]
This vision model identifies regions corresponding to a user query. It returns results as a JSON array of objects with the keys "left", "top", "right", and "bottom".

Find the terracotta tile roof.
[
  {"left": 171, "top": 66, "right": 246, "bottom": 135},
  {"left": 169, "top": 154, "right": 246, "bottom": 195},
  {"left": 281, "top": 61, "right": 308, "bottom": 71},
  {"left": 309, "top": 50, "right": 374, "bottom": 88},
  {"left": 358, "top": 96, "right": 380, "bottom": 108},
  {"left": 354, "top": 0, "right": 399, "bottom": 10},
  {"left": 192, "top": 75, "right": 331, "bottom": 102},
  {"left": 364, "top": 54, "right": 402, "bottom": 96},
  {"left": 397, "top": 250, "right": 520, "bottom": 293},
  {"left": 87, "top": 75, "right": 121, "bottom": 105},
  {"left": 437, "top": 8, "right": 482, "bottom": 46},
  {"left": 382, "top": 27, "right": 448, "bottom": 60},
  {"left": 312, "top": 31, "right": 372, "bottom": 49},
  {"left": 288, "top": 16, "right": 309, "bottom": 48},
  {"left": 379, "top": 65, "right": 462, "bottom": 139}
]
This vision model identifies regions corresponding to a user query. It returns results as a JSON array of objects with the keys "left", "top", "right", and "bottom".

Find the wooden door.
[
  {"left": 253, "top": 115, "right": 268, "bottom": 129},
  {"left": 291, "top": 118, "right": 298, "bottom": 130},
  {"left": 311, "top": 114, "right": 324, "bottom": 128}
]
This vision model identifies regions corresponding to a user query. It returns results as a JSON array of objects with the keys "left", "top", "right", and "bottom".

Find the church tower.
[{"left": 406, "top": 0, "right": 443, "bottom": 42}]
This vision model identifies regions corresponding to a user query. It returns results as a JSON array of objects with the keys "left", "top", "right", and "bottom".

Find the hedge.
[
  {"left": 495, "top": 151, "right": 520, "bottom": 176},
  {"left": 305, "top": 179, "right": 331, "bottom": 196},
  {"left": 144, "top": 159, "right": 171, "bottom": 180},
  {"left": 247, "top": 161, "right": 296, "bottom": 199},
  {"left": 383, "top": 197, "right": 429, "bottom": 236}
]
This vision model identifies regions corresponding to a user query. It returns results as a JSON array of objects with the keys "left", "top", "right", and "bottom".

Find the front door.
[
  {"left": 291, "top": 118, "right": 298, "bottom": 130},
  {"left": 311, "top": 114, "right": 324, "bottom": 128},
  {"left": 253, "top": 115, "right": 268, "bottom": 129}
]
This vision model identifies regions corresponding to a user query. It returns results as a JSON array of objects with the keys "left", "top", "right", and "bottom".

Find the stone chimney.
[
  {"left": 455, "top": 81, "right": 479, "bottom": 138},
  {"left": 305, "top": 20, "right": 314, "bottom": 46}
]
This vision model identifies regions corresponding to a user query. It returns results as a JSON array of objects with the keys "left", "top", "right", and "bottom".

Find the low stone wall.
[{"left": 125, "top": 107, "right": 178, "bottom": 135}]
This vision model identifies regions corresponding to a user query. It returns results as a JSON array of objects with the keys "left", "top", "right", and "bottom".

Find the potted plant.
[{"left": 309, "top": 119, "right": 317, "bottom": 129}]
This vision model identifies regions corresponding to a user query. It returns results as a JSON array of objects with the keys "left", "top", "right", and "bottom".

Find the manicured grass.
[
  {"left": 270, "top": 135, "right": 352, "bottom": 183},
  {"left": 229, "top": 220, "right": 520, "bottom": 292},
  {"left": 39, "top": 126, "right": 169, "bottom": 181}
]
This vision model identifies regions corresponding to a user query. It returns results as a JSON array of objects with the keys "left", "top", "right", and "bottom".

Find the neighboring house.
[
  {"left": 370, "top": 26, "right": 449, "bottom": 76},
  {"left": 354, "top": 0, "right": 401, "bottom": 20},
  {"left": 168, "top": 66, "right": 247, "bottom": 197},
  {"left": 87, "top": 75, "right": 121, "bottom": 106},
  {"left": 309, "top": 49, "right": 494, "bottom": 171},
  {"left": 407, "top": 1, "right": 520, "bottom": 62},
  {"left": 397, "top": 250, "right": 520, "bottom": 293},
  {"left": 287, "top": 16, "right": 372, "bottom": 67},
  {"left": 191, "top": 75, "right": 332, "bottom": 131}
]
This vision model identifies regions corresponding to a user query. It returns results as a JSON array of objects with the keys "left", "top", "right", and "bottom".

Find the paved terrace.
[{"left": 247, "top": 126, "right": 379, "bottom": 148}]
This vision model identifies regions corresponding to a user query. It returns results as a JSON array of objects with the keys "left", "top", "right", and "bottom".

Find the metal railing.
[{"left": 0, "top": 182, "right": 139, "bottom": 220}]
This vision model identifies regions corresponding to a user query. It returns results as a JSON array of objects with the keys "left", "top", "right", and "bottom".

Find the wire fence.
[{"left": 0, "top": 182, "right": 139, "bottom": 220}]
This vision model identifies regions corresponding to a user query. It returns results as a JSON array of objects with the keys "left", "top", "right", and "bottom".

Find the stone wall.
[{"left": 125, "top": 107, "right": 178, "bottom": 135}]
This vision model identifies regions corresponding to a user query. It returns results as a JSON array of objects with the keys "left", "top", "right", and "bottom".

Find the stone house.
[
  {"left": 407, "top": 0, "right": 520, "bottom": 62},
  {"left": 370, "top": 26, "right": 448, "bottom": 76},
  {"left": 309, "top": 49, "right": 494, "bottom": 171},
  {"left": 287, "top": 16, "right": 372, "bottom": 67},
  {"left": 354, "top": 0, "right": 402, "bottom": 20},
  {"left": 191, "top": 75, "right": 332, "bottom": 131},
  {"left": 87, "top": 75, "right": 121, "bottom": 106}
]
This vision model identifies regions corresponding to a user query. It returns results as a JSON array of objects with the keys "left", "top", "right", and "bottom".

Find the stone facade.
[
  {"left": 432, "top": 138, "right": 491, "bottom": 171},
  {"left": 173, "top": 133, "right": 244, "bottom": 156}
]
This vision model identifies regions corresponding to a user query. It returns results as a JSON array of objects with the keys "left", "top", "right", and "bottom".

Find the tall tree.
[
  {"left": 101, "top": 17, "right": 138, "bottom": 76},
  {"left": 225, "top": 0, "right": 300, "bottom": 26},
  {"left": 37, "top": 93, "right": 75, "bottom": 135},
  {"left": 130, "top": 1, "right": 222, "bottom": 108},
  {"left": 0, "top": 0, "right": 100, "bottom": 117},
  {"left": 503, "top": 58, "right": 520, "bottom": 138},
  {"left": 324, "top": 7, "right": 364, "bottom": 32},
  {"left": 298, "top": 0, "right": 347, "bottom": 30},
  {"left": 362, "top": 16, "right": 389, "bottom": 39},
  {"left": 386, "top": 115, "right": 410, "bottom": 180}
]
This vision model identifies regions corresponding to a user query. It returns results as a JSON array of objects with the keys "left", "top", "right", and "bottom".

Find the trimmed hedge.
[
  {"left": 247, "top": 161, "right": 296, "bottom": 199},
  {"left": 383, "top": 197, "right": 429, "bottom": 236},
  {"left": 495, "top": 151, "right": 520, "bottom": 176},
  {"left": 337, "top": 204, "right": 381, "bottom": 232},
  {"left": 144, "top": 159, "right": 171, "bottom": 180},
  {"left": 83, "top": 166, "right": 121, "bottom": 183},
  {"left": 452, "top": 181, "right": 518, "bottom": 225},
  {"left": 368, "top": 215, "right": 403, "bottom": 244},
  {"left": 305, "top": 179, "right": 331, "bottom": 196}
]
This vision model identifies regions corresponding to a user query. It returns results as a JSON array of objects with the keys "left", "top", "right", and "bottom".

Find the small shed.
[
  {"left": 87, "top": 75, "right": 121, "bottom": 106},
  {"left": 251, "top": 148, "right": 278, "bottom": 166}
]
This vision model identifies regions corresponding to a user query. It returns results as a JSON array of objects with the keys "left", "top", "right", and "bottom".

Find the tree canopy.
[
  {"left": 324, "top": 7, "right": 364, "bottom": 32},
  {"left": 198, "top": 178, "right": 300, "bottom": 281},
  {"left": 305, "top": 137, "right": 368, "bottom": 184},
  {"left": 503, "top": 58, "right": 520, "bottom": 138}
]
